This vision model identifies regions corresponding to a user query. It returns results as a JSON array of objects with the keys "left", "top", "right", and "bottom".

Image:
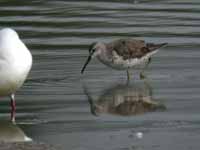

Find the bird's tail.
[{"left": 147, "top": 43, "right": 168, "bottom": 51}]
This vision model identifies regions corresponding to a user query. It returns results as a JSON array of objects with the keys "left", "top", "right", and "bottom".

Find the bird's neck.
[{"left": 97, "top": 48, "right": 112, "bottom": 63}]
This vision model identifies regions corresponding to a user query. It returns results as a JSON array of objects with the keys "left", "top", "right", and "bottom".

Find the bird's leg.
[
  {"left": 10, "top": 94, "right": 16, "bottom": 123},
  {"left": 126, "top": 69, "right": 130, "bottom": 83},
  {"left": 148, "top": 57, "right": 152, "bottom": 64},
  {"left": 140, "top": 57, "right": 151, "bottom": 79}
]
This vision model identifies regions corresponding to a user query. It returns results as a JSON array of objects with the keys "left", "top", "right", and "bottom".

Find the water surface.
[{"left": 0, "top": 0, "right": 200, "bottom": 150}]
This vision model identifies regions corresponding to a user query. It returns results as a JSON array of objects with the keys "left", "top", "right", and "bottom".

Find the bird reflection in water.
[
  {"left": 83, "top": 81, "right": 166, "bottom": 116},
  {"left": 0, "top": 120, "right": 32, "bottom": 142}
]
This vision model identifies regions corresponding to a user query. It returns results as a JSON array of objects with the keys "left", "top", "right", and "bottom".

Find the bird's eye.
[{"left": 90, "top": 48, "right": 95, "bottom": 54}]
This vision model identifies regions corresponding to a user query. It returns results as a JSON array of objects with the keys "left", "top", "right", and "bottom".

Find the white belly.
[
  {"left": 0, "top": 55, "right": 32, "bottom": 96},
  {"left": 98, "top": 50, "right": 158, "bottom": 70},
  {"left": 0, "top": 69, "right": 28, "bottom": 96}
]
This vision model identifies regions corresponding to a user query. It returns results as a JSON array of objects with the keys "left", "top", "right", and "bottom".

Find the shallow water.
[{"left": 0, "top": 0, "right": 200, "bottom": 149}]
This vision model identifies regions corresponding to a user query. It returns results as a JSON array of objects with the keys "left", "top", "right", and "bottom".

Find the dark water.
[{"left": 0, "top": 0, "right": 200, "bottom": 149}]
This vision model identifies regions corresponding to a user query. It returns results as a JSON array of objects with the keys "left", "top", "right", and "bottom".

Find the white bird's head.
[
  {"left": 0, "top": 28, "right": 19, "bottom": 41},
  {"left": 81, "top": 42, "right": 105, "bottom": 74}
]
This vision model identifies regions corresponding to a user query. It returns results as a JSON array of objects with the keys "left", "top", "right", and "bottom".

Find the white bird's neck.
[{"left": 8, "top": 40, "right": 31, "bottom": 66}]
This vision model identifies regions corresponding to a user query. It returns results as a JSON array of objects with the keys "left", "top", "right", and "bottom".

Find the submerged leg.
[
  {"left": 10, "top": 94, "right": 16, "bottom": 123},
  {"left": 126, "top": 69, "right": 130, "bottom": 82},
  {"left": 148, "top": 57, "right": 152, "bottom": 64},
  {"left": 144, "top": 79, "right": 153, "bottom": 97},
  {"left": 140, "top": 57, "right": 151, "bottom": 79}
]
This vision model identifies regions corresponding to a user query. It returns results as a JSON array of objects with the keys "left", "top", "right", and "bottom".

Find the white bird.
[
  {"left": 81, "top": 38, "right": 167, "bottom": 81},
  {"left": 0, "top": 28, "right": 32, "bottom": 122}
]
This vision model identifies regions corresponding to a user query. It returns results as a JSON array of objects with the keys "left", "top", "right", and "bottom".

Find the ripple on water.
[{"left": 0, "top": 0, "right": 200, "bottom": 150}]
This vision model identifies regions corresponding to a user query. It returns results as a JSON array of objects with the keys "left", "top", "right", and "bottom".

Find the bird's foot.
[{"left": 11, "top": 115, "right": 16, "bottom": 124}]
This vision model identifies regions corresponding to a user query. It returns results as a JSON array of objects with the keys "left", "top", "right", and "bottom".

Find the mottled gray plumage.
[
  {"left": 105, "top": 38, "right": 167, "bottom": 60},
  {"left": 81, "top": 38, "right": 167, "bottom": 81}
]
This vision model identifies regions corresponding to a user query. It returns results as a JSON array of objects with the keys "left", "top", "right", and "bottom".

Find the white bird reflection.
[
  {"left": 84, "top": 81, "right": 166, "bottom": 116},
  {"left": 0, "top": 120, "right": 32, "bottom": 142}
]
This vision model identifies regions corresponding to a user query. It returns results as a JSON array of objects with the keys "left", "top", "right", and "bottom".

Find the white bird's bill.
[{"left": 0, "top": 28, "right": 32, "bottom": 122}]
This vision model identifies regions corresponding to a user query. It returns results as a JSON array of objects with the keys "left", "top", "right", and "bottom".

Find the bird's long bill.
[{"left": 81, "top": 55, "right": 92, "bottom": 74}]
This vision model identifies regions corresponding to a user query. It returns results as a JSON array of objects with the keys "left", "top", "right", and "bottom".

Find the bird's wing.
[{"left": 106, "top": 38, "right": 166, "bottom": 60}]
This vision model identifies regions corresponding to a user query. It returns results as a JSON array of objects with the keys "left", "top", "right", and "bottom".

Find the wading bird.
[{"left": 81, "top": 38, "right": 167, "bottom": 81}]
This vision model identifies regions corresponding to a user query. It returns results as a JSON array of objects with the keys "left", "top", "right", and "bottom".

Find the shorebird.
[
  {"left": 81, "top": 38, "right": 167, "bottom": 81},
  {"left": 0, "top": 28, "right": 32, "bottom": 122}
]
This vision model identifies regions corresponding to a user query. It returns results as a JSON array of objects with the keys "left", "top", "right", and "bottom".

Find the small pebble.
[{"left": 135, "top": 132, "right": 143, "bottom": 139}]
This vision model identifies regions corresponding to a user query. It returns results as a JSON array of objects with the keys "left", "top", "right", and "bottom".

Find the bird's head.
[
  {"left": 81, "top": 42, "right": 105, "bottom": 74},
  {"left": 0, "top": 28, "right": 19, "bottom": 41}
]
